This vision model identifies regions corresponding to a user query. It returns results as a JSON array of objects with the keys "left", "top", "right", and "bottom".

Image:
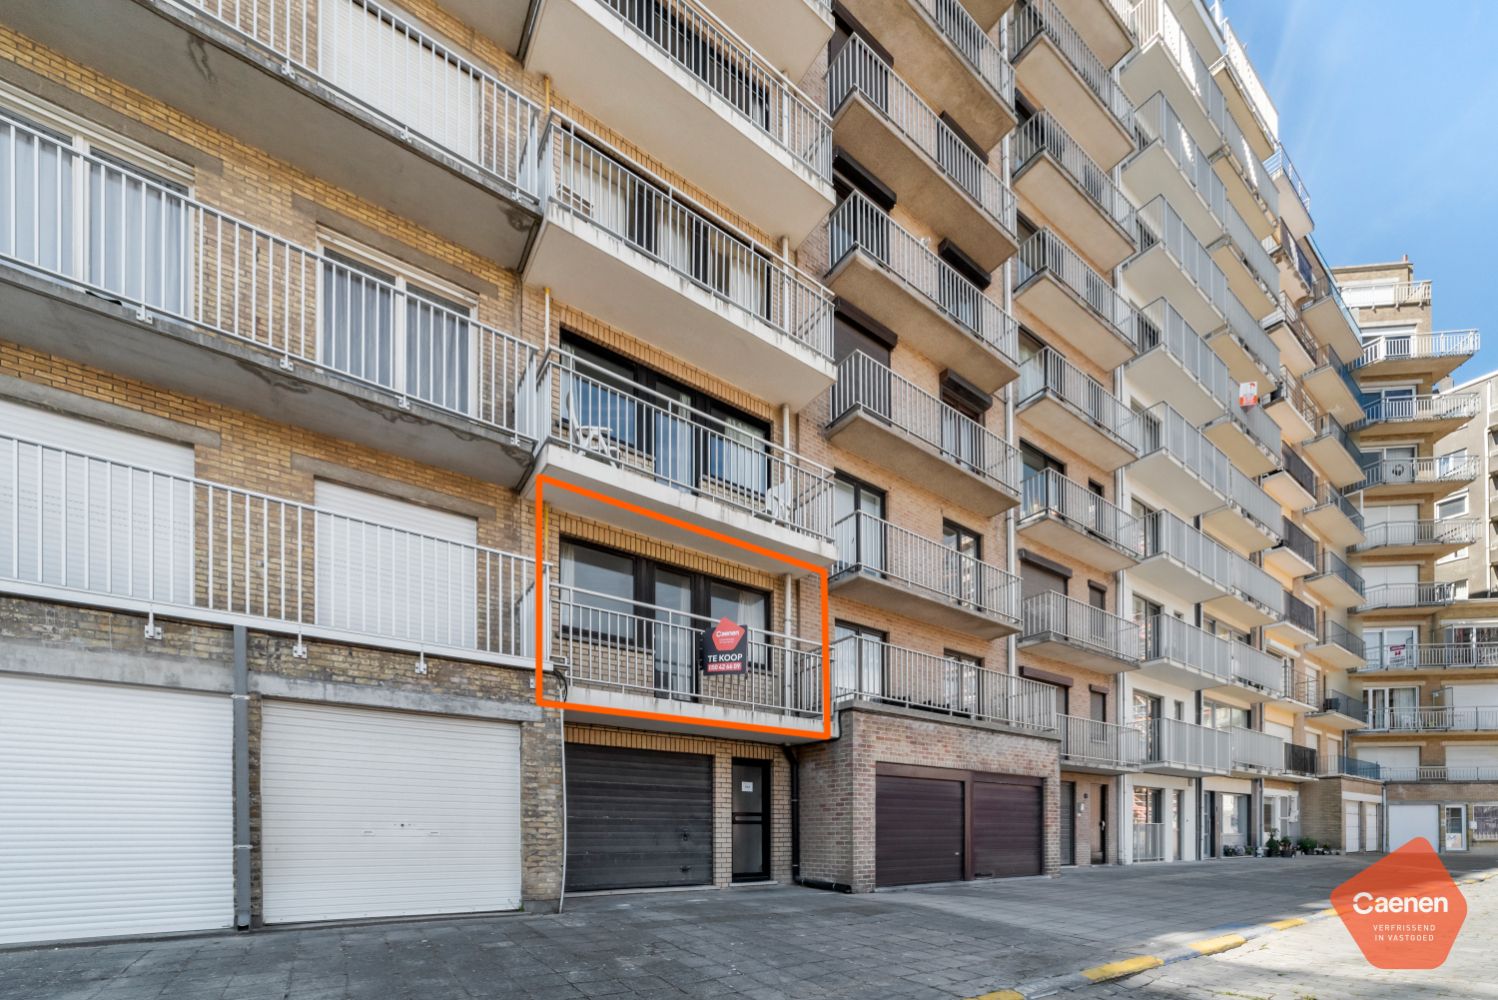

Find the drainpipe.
[
  {"left": 232, "top": 626, "right": 250, "bottom": 930},
  {"left": 782, "top": 745, "right": 801, "bottom": 883}
]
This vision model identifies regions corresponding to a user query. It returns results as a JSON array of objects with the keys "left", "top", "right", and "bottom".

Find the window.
[
  {"left": 1438, "top": 448, "right": 1469, "bottom": 476},
  {"left": 1204, "top": 700, "right": 1250, "bottom": 731},
  {"left": 943, "top": 519, "right": 983, "bottom": 604},
  {"left": 833, "top": 474, "right": 886, "bottom": 569},
  {"left": 1363, "top": 685, "right": 1419, "bottom": 728},
  {"left": 833, "top": 621, "right": 886, "bottom": 696},
  {"left": 1437, "top": 492, "right": 1469, "bottom": 519},
  {"left": 560, "top": 540, "right": 636, "bottom": 640}
]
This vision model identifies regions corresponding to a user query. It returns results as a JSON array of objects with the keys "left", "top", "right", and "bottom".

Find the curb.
[{"left": 970, "top": 870, "right": 1498, "bottom": 999}]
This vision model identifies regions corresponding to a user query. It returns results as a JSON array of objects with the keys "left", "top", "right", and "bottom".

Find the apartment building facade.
[{"left": 0, "top": 0, "right": 1393, "bottom": 948}]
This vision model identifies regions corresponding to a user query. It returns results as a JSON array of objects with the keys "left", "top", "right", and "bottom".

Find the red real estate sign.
[{"left": 701, "top": 618, "right": 748, "bottom": 675}]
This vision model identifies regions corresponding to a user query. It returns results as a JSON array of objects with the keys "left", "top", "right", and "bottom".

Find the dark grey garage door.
[
  {"left": 565, "top": 745, "right": 713, "bottom": 891},
  {"left": 973, "top": 779, "right": 1043, "bottom": 878},
  {"left": 875, "top": 774, "right": 963, "bottom": 886}
]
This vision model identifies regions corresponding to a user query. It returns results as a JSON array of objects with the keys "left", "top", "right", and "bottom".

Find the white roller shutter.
[
  {"left": 1388, "top": 803, "right": 1440, "bottom": 853},
  {"left": 1355, "top": 746, "right": 1419, "bottom": 779},
  {"left": 0, "top": 675, "right": 231, "bottom": 945},
  {"left": 1445, "top": 745, "right": 1498, "bottom": 769},
  {"left": 1265, "top": 721, "right": 1294, "bottom": 743},
  {"left": 1446, "top": 683, "right": 1498, "bottom": 709},
  {"left": 1365, "top": 804, "right": 1380, "bottom": 853},
  {"left": 260, "top": 701, "right": 521, "bottom": 923},
  {"left": 1344, "top": 802, "right": 1361, "bottom": 852}
]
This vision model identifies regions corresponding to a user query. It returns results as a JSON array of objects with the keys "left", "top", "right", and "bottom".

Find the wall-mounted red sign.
[{"left": 701, "top": 618, "right": 748, "bottom": 674}]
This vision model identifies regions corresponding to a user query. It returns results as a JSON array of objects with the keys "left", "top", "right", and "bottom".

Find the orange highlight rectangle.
[{"left": 533, "top": 474, "right": 832, "bottom": 740}]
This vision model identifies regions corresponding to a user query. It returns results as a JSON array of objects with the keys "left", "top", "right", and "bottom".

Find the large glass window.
[
  {"left": 560, "top": 540, "right": 635, "bottom": 640},
  {"left": 834, "top": 621, "right": 886, "bottom": 697}
]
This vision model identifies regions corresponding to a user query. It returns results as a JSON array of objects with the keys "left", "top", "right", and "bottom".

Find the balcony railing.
[
  {"left": 1134, "top": 196, "right": 1230, "bottom": 320},
  {"left": 1136, "top": 401, "right": 1232, "bottom": 489},
  {"left": 1133, "top": 93, "right": 1226, "bottom": 223},
  {"left": 1366, "top": 706, "right": 1498, "bottom": 733},
  {"left": 1323, "top": 755, "right": 1382, "bottom": 780},
  {"left": 832, "top": 635, "right": 1055, "bottom": 731},
  {"left": 1138, "top": 716, "right": 1233, "bottom": 773},
  {"left": 1128, "top": 0, "right": 1228, "bottom": 142},
  {"left": 1217, "top": 17, "right": 1278, "bottom": 139},
  {"left": 1280, "top": 591, "right": 1317, "bottom": 634},
  {"left": 1311, "top": 414, "right": 1365, "bottom": 467},
  {"left": 832, "top": 511, "right": 1020, "bottom": 625},
  {"left": 553, "top": 584, "right": 821, "bottom": 720},
  {"left": 0, "top": 115, "right": 538, "bottom": 436},
  {"left": 828, "top": 35, "right": 1015, "bottom": 233},
  {"left": 1284, "top": 665, "right": 1321, "bottom": 707},
  {"left": 1318, "top": 620, "right": 1365, "bottom": 660},
  {"left": 178, "top": 0, "right": 541, "bottom": 194},
  {"left": 1359, "top": 581, "right": 1457, "bottom": 612},
  {"left": 1013, "top": 113, "right": 1136, "bottom": 235},
  {"left": 1020, "top": 469, "right": 1142, "bottom": 556},
  {"left": 0, "top": 433, "right": 535, "bottom": 660},
  {"left": 1358, "top": 393, "right": 1479, "bottom": 428},
  {"left": 1274, "top": 443, "right": 1318, "bottom": 497},
  {"left": 1277, "top": 519, "right": 1318, "bottom": 567},
  {"left": 1230, "top": 726, "right": 1284, "bottom": 773},
  {"left": 1380, "top": 765, "right": 1498, "bottom": 783},
  {"left": 830, "top": 191, "right": 1017, "bottom": 363},
  {"left": 1350, "top": 455, "right": 1479, "bottom": 493},
  {"left": 1312, "top": 550, "right": 1364, "bottom": 599},
  {"left": 1060, "top": 715, "right": 1144, "bottom": 770},
  {"left": 1266, "top": 223, "right": 1313, "bottom": 293},
  {"left": 1232, "top": 554, "right": 1282, "bottom": 616},
  {"left": 830, "top": 351, "right": 1020, "bottom": 494},
  {"left": 1363, "top": 643, "right": 1498, "bottom": 672},
  {"left": 1141, "top": 510, "right": 1233, "bottom": 585},
  {"left": 1142, "top": 614, "right": 1232, "bottom": 682},
  {"left": 1013, "top": 230, "right": 1136, "bottom": 343},
  {"left": 1134, "top": 822, "right": 1166, "bottom": 862},
  {"left": 536, "top": 353, "right": 834, "bottom": 539},
  {"left": 914, "top": 0, "right": 1015, "bottom": 105},
  {"left": 1018, "top": 348, "right": 1139, "bottom": 453},
  {"left": 1266, "top": 292, "right": 1316, "bottom": 361},
  {"left": 1217, "top": 380, "right": 1281, "bottom": 454},
  {"left": 1220, "top": 284, "right": 1281, "bottom": 375},
  {"left": 1354, "top": 519, "right": 1482, "bottom": 552},
  {"left": 1339, "top": 279, "right": 1432, "bottom": 310},
  {"left": 1266, "top": 144, "right": 1310, "bottom": 217},
  {"left": 1132, "top": 298, "right": 1234, "bottom": 409},
  {"left": 1232, "top": 640, "right": 1286, "bottom": 696},
  {"left": 1353, "top": 330, "right": 1480, "bottom": 370},
  {"left": 1284, "top": 742, "right": 1319, "bottom": 777},
  {"left": 1224, "top": 465, "right": 1284, "bottom": 538},
  {"left": 1012, "top": 0, "right": 1135, "bottom": 132},
  {"left": 546, "top": 122, "right": 834, "bottom": 357},
  {"left": 1219, "top": 199, "right": 1278, "bottom": 295},
  {"left": 1316, "top": 688, "right": 1365, "bottom": 722},
  {"left": 1022, "top": 591, "right": 1141, "bottom": 662},
  {"left": 1307, "top": 484, "right": 1363, "bottom": 532}
]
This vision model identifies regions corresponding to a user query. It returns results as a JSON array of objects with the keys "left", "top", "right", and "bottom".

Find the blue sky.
[{"left": 1221, "top": 0, "right": 1498, "bottom": 385}]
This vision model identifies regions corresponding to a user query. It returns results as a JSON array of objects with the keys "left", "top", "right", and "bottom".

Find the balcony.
[
  {"left": 1350, "top": 455, "right": 1479, "bottom": 500},
  {"left": 1208, "top": 200, "right": 1277, "bottom": 316},
  {"left": 1012, "top": 114, "right": 1137, "bottom": 272},
  {"left": 1358, "top": 581, "right": 1457, "bottom": 616},
  {"left": 1123, "top": 0, "right": 1228, "bottom": 156},
  {"left": 1230, "top": 726, "right": 1285, "bottom": 775},
  {"left": 1227, "top": 640, "right": 1289, "bottom": 702},
  {"left": 1283, "top": 666, "right": 1322, "bottom": 714},
  {"left": 1360, "top": 642, "right": 1498, "bottom": 674},
  {"left": 1305, "top": 551, "right": 1365, "bottom": 610},
  {"left": 1264, "top": 521, "right": 1318, "bottom": 582},
  {"left": 1132, "top": 511, "right": 1237, "bottom": 604},
  {"left": 1017, "top": 470, "right": 1142, "bottom": 572},
  {"left": 1016, "top": 348, "right": 1140, "bottom": 470},
  {"left": 1312, "top": 688, "right": 1367, "bottom": 730},
  {"left": 1305, "top": 621, "right": 1365, "bottom": 672},
  {"left": 1019, "top": 592, "right": 1142, "bottom": 673},
  {"left": 839, "top": 0, "right": 1018, "bottom": 149},
  {"left": 1303, "top": 485, "right": 1365, "bottom": 550},
  {"left": 1354, "top": 519, "right": 1481, "bottom": 558},
  {"left": 1125, "top": 197, "right": 1229, "bottom": 336},
  {"left": 1380, "top": 765, "right": 1498, "bottom": 784},
  {"left": 1011, "top": 0, "right": 1136, "bottom": 169},
  {"left": 1127, "top": 298, "right": 1233, "bottom": 425},
  {"left": 1259, "top": 445, "right": 1318, "bottom": 513},
  {"left": 830, "top": 512, "right": 1021, "bottom": 638},
  {"left": 0, "top": 121, "right": 538, "bottom": 486},
  {"left": 551, "top": 584, "right": 825, "bottom": 739},
  {"left": 1211, "top": 19, "right": 1277, "bottom": 163},
  {"left": 526, "top": 0, "right": 833, "bottom": 242},
  {"left": 1138, "top": 717, "right": 1232, "bottom": 776},
  {"left": 1012, "top": 230, "right": 1138, "bottom": 369},
  {"left": 1122, "top": 94, "right": 1226, "bottom": 251},
  {"left": 1267, "top": 145, "right": 1312, "bottom": 238},
  {"left": 1264, "top": 590, "right": 1317, "bottom": 647},
  {"left": 528, "top": 353, "right": 837, "bottom": 571},
  {"left": 1265, "top": 293, "right": 1316, "bottom": 376},
  {"left": 1208, "top": 290, "right": 1282, "bottom": 388},
  {"left": 529, "top": 123, "right": 835, "bottom": 408},
  {"left": 1266, "top": 222, "right": 1312, "bottom": 303},
  {"left": 829, "top": 35, "right": 1019, "bottom": 273},
  {"left": 832, "top": 635, "right": 1057, "bottom": 732},
  {"left": 1264, "top": 368, "right": 1318, "bottom": 446},
  {"left": 824, "top": 193, "right": 1019, "bottom": 392},
  {"left": 825, "top": 352, "right": 1021, "bottom": 516},
  {"left": 1284, "top": 743, "right": 1321, "bottom": 780},
  {"left": 1129, "top": 404, "right": 1234, "bottom": 516},
  {"left": 1202, "top": 395, "right": 1281, "bottom": 478},
  {"left": 1352, "top": 330, "right": 1480, "bottom": 382},
  {"left": 1323, "top": 755, "right": 1383, "bottom": 780},
  {"left": 1212, "top": 106, "right": 1279, "bottom": 239},
  {"left": 1301, "top": 346, "right": 1363, "bottom": 424},
  {"left": 1203, "top": 551, "right": 1281, "bottom": 630},
  {"left": 1058, "top": 715, "right": 1144, "bottom": 773},
  {"left": 1364, "top": 706, "right": 1498, "bottom": 734},
  {"left": 1357, "top": 394, "right": 1480, "bottom": 440},
  {"left": 1339, "top": 279, "right": 1433, "bottom": 311},
  {"left": 0, "top": 433, "right": 535, "bottom": 666},
  {"left": 1303, "top": 415, "right": 1368, "bottom": 489},
  {"left": 1200, "top": 466, "right": 1284, "bottom": 556},
  {"left": 8, "top": 0, "right": 545, "bottom": 266},
  {"left": 705, "top": 0, "right": 835, "bottom": 78},
  {"left": 1300, "top": 273, "right": 1363, "bottom": 363},
  {"left": 1138, "top": 613, "right": 1234, "bottom": 691}
]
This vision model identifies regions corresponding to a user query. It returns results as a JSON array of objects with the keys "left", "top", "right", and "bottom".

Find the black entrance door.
[
  {"left": 1060, "top": 781, "right": 1076, "bottom": 866},
  {"left": 731, "top": 761, "right": 770, "bottom": 881}
]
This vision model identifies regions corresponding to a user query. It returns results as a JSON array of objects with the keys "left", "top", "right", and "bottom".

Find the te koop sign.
[{"left": 700, "top": 618, "right": 748, "bottom": 675}]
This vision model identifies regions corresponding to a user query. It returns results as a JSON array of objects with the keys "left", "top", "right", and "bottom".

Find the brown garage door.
[
  {"left": 973, "top": 778, "right": 1043, "bottom": 878},
  {"left": 875, "top": 774, "right": 963, "bottom": 886}
]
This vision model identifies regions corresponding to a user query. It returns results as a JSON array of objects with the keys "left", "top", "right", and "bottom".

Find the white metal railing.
[
  {"left": 1013, "top": 230, "right": 1136, "bottom": 344},
  {"left": 1365, "top": 706, "right": 1498, "bottom": 733},
  {"left": 1266, "top": 144, "right": 1310, "bottom": 216},
  {"left": 829, "top": 192, "right": 1017, "bottom": 364},
  {"left": 833, "top": 635, "right": 1056, "bottom": 731},
  {"left": 175, "top": 0, "right": 541, "bottom": 195},
  {"left": 1380, "top": 766, "right": 1498, "bottom": 783},
  {"left": 1138, "top": 716, "right": 1232, "bottom": 772},
  {"left": 1132, "top": 93, "right": 1225, "bottom": 226},
  {"left": 1217, "top": 17, "right": 1278, "bottom": 140},
  {"left": 1133, "top": 822, "right": 1165, "bottom": 862},
  {"left": 1232, "top": 555, "right": 1282, "bottom": 615},
  {"left": 544, "top": 120, "right": 834, "bottom": 358},
  {"left": 1134, "top": 196, "right": 1229, "bottom": 320},
  {"left": 0, "top": 115, "right": 536, "bottom": 436},
  {"left": 830, "top": 351, "right": 1021, "bottom": 495},
  {"left": 1012, "top": 112, "right": 1136, "bottom": 236},
  {"left": 1353, "top": 330, "right": 1480, "bottom": 369},
  {"left": 833, "top": 511, "right": 1020, "bottom": 625},
  {"left": 1218, "top": 198, "right": 1276, "bottom": 294},
  {"left": 1338, "top": 279, "right": 1433, "bottom": 309},
  {"left": 1142, "top": 613, "right": 1232, "bottom": 681},
  {"left": 0, "top": 433, "right": 535, "bottom": 659},
  {"left": 1022, "top": 591, "right": 1141, "bottom": 662},
  {"left": 1225, "top": 464, "right": 1283, "bottom": 535},
  {"left": 1134, "top": 402, "right": 1231, "bottom": 499},
  {"left": 1230, "top": 726, "right": 1284, "bottom": 773},
  {"left": 1351, "top": 455, "right": 1480, "bottom": 492},
  {"left": 1128, "top": 0, "right": 1228, "bottom": 142},
  {"left": 1232, "top": 641, "right": 1284, "bottom": 695},
  {"left": 914, "top": 0, "right": 1016, "bottom": 106},
  {"left": 1362, "top": 643, "right": 1498, "bottom": 672},
  {"left": 1359, "top": 393, "right": 1479, "bottom": 428},
  {"left": 1132, "top": 297, "right": 1234, "bottom": 408},
  {"left": 1060, "top": 714, "right": 1144, "bottom": 770},
  {"left": 532, "top": 352, "right": 834, "bottom": 539},
  {"left": 1140, "top": 512, "right": 1234, "bottom": 593},
  {"left": 595, "top": 0, "right": 831, "bottom": 179},
  {"left": 1359, "top": 582, "right": 1457, "bottom": 612},
  {"left": 1218, "top": 284, "right": 1281, "bottom": 376},
  {"left": 1019, "top": 468, "right": 1141, "bottom": 556},
  {"left": 1217, "top": 108, "right": 1278, "bottom": 217},
  {"left": 552, "top": 583, "right": 822, "bottom": 719},
  {"left": 1012, "top": 0, "right": 1135, "bottom": 132},
  {"left": 1018, "top": 348, "right": 1139, "bottom": 453},
  {"left": 1214, "top": 385, "right": 1281, "bottom": 457},
  {"left": 828, "top": 35, "right": 1015, "bottom": 234}
]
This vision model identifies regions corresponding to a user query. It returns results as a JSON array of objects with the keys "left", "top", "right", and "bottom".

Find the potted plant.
[
  {"left": 1298, "top": 836, "right": 1317, "bottom": 855},
  {"left": 1265, "top": 836, "right": 1280, "bottom": 857},
  {"left": 1280, "top": 838, "right": 1295, "bottom": 857}
]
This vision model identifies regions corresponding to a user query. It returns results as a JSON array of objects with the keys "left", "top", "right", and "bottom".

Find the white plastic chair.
[{"left": 566, "top": 389, "right": 620, "bottom": 464}]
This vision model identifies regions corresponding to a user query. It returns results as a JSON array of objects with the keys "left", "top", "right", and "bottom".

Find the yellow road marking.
[
  {"left": 966, "top": 991, "right": 1025, "bottom": 1000},
  {"left": 1267, "top": 918, "right": 1307, "bottom": 931},
  {"left": 1081, "top": 955, "right": 1165, "bottom": 982},
  {"left": 1189, "top": 934, "right": 1247, "bottom": 956}
]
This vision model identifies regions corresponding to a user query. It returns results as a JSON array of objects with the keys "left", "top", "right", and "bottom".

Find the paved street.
[{"left": 3, "top": 855, "right": 1495, "bottom": 1000}]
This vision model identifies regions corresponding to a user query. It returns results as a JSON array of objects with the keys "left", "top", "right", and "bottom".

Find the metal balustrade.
[
  {"left": 1133, "top": 93, "right": 1225, "bottom": 223},
  {"left": 1022, "top": 591, "right": 1141, "bottom": 662},
  {"left": 831, "top": 635, "right": 1057, "bottom": 731},
  {"left": 1219, "top": 198, "right": 1277, "bottom": 294},
  {"left": 1220, "top": 283, "right": 1281, "bottom": 374},
  {"left": 535, "top": 352, "right": 835, "bottom": 539},
  {"left": 552, "top": 583, "right": 822, "bottom": 719},
  {"left": 1317, "top": 620, "right": 1364, "bottom": 659},
  {"left": 1135, "top": 402, "right": 1230, "bottom": 495},
  {"left": 1362, "top": 642, "right": 1498, "bottom": 672},
  {"left": 1365, "top": 706, "right": 1498, "bottom": 733},
  {"left": 832, "top": 511, "right": 1020, "bottom": 625},
  {"left": 1138, "top": 716, "right": 1232, "bottom": 772},
  {"left": 1230, "top": 726, "right": 1284, "bottom": 772},
  {"left": 1218, "top": 380, "right": 1281, "bottom": 455},
  {"left": 1225, "top": 465, "right": 1283, "bottom": 536},
  {"left": 1351, "top": 455, "right": 1480, "bottom": 493},
  {"left": 1358, "top": 393, "right": 1479, "bottom": 428},
  {"left": 1313, "top": 550, "right": 1363, "bottom": 597},
  {"left": 1217, "top": 17, "right": 1278, "bottom": 139},
  {"left": 1354, "top": 518, "right": 1482, "bottom": 552},
  {"left": 1284, "top": 742, "right": 1319, "bottom": 776},
  {"left": 1307, "top": 484, "right": 1363, "bottom": 532},
  {"left": 1323, "top": 755, "right": 1381, "bottom": 780},
  {"left": 1317, "top": 688, "right": 1365, "bottom": 721},
  {"left": 1339, "top": 279, "right": 1432, "bottom": 309},
  {"left": 1060, "top": 714, "right": 1144, "bottom": 770},
  {"left": 1012, "top": 0, "right": 1135, "bottom": 132},
  {"left": 1359, "top": 581, "right": 1457, "bottom": 612},
  {"left": 1134, "top": 196, "right": 1229, "bottom": 319},
  {"left": 828, "top": 35, "right": 1016, "bottom": 233},
  {"left": 0, "top": 433, "right": 535, "bottom": 660},
  {"left": 1218, "top": 109, "right": 1278, "bottom": 217},
  {"left": 1265, "top": 291, "right": 1316, "bottom": 361},
  {"left": 1132, "top": 298, "right": 1234, "bottom": 410},
  {"left": 0, "top": 116, "right": 537, "bottom": 436},
  {"left": 915, "top": 0, "right": 1016, "bottom": 104},
  {"left": 1311, "top": 413, "right": 1364, "bottom": 466},
  {"left": 1017, "top": 348, "right": 1139, "bottom": 452},
  {"left": 1128, "top": 0, "right": 1228, "bottom": 141},
  {"left": 1233, "top": 555, "right": 1281, "bottom": 615},
  {"left": 1142, "top": 613, "right": 1233, "bottom": 682},
  {"left": 1266, "top": 144, "right": 1311, "bottom": 216},
  {"left": 1280, "top": 590, "right": 1316, "bottom": 633},
  {"left": 1012, "top": 113, "right": 1136, "bottom": 235},
  {"left": 1013, "top": 230, "right": 1136, "bottom": 343},
  {"left": 1232, "top": 640, "right": 1286, "bottom": 695},
  {"left": 1284, "top": 665, "right": 1321, "bottom": 707},
  {"left": 1020, "top": 469, "right": 1142, "bottom": 555},
  {"left": 1276, "top": 443, "right": 1318, "bottom": 496},
  {"left": 1133, "top": 822, "right": 1166, "bottom": 861},
  {"left": 1141, "top": 510, "right": 1233, "bottom": 583},
  {"left": 1266, "top": 224, "right": 1314, "bottom": 293},
  {"left": 1353, "top": 330, "right": 1481, "bottom": 369},
  {"left": 829, "top": 192, "right": 1017, "bottom": 363},
  {"left": 1380, "top": 765, "right": 1498, "bottom": 783},
  {"left": 545, "top": 122, "right": 834, "bottom": 358},
  {"left": 829, "top": 351, "right": 1021, "bottom": 494},
  {"left": 175, "top": 0, "right": 541, "bottom": 194},
  {"left": 1277, "top": 520, "right": 1318, "bottom": 567}
]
